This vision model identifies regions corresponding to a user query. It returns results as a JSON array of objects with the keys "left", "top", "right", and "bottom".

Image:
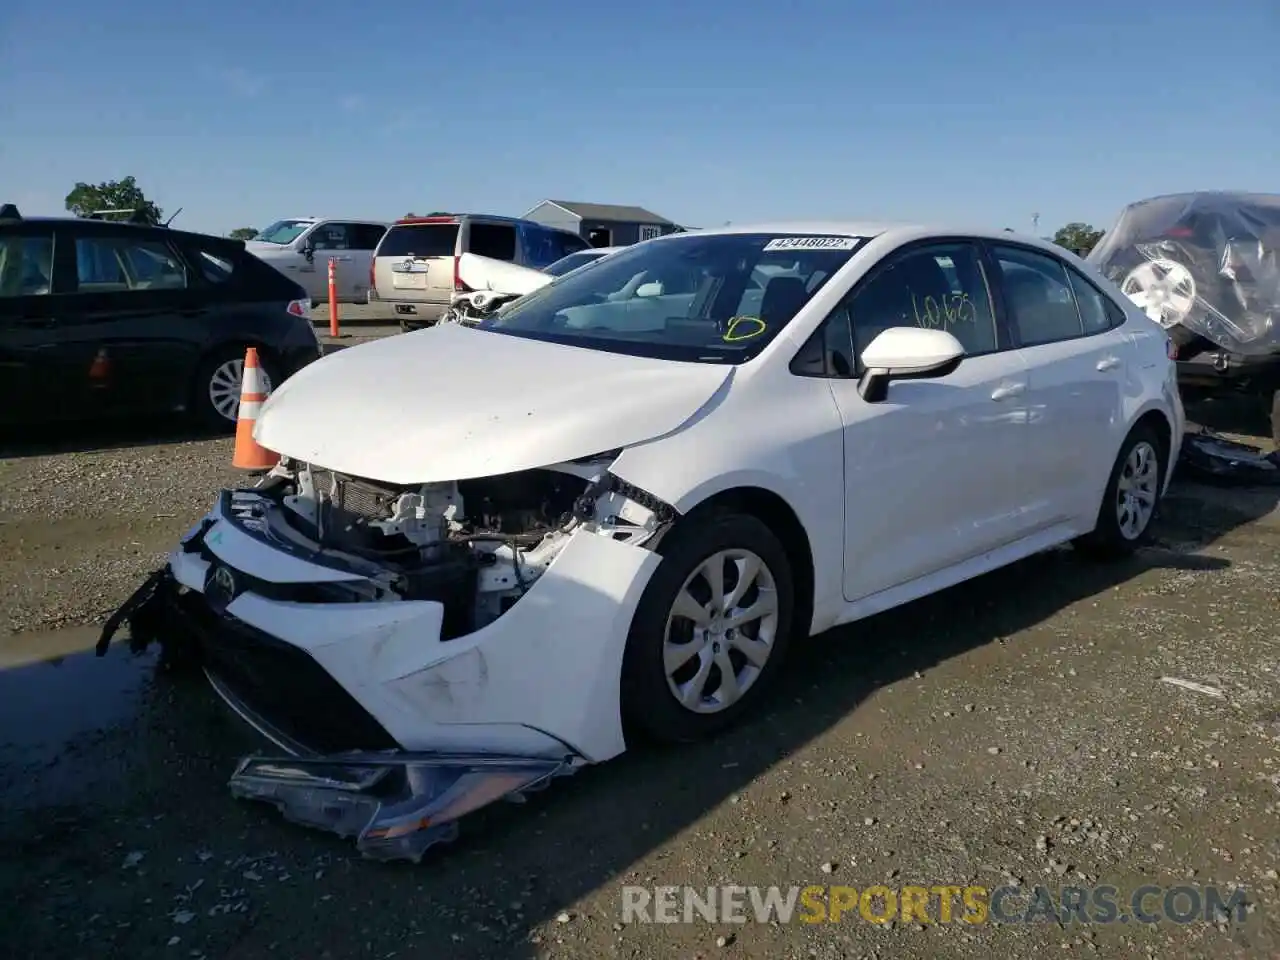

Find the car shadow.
[
  {"left": 1183, "top": 393, "right": 1273, "bottom": 443},
  {"left": 237, "top": 479, "right": 1275, "bottom": 954},
  {"left": 2, "top": 476, "right": 1275, "bottom": 958}
]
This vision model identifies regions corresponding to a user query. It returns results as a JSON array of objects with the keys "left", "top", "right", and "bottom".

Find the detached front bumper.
[{"left": 97, "top": 488, "right": 661, "bottom": 860}]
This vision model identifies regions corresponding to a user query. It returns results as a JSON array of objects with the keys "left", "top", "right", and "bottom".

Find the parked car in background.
[
  {"left": 247, "top": 217, "right": 388, "bottom": 305},
  {"left": 101, "top": 221, "right": 1183, "bottom": 861},
  {"left": 1088, "top": 191, "right": 1280, "bottom": 446},
  {"left": 542, "top": 245, "right": 625, "bottom": 277},
  {"left": 370, "top": 214, "right": 589, "bottom": 328},
  {"left": 0, "top": 204, "right": 321, "bottom": 429}
]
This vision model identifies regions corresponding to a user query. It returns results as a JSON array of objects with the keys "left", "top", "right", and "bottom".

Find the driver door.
[
  {"left": 306, "top": 222, "right": 355, "bottom": 301},
  {"left": 824, "top": 241, "right": 1033, "bottom": 602}
]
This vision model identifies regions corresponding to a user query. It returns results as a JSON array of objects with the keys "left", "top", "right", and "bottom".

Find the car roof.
[{"left": 655, "top": 220, "right": 1063, "bottom": 255}]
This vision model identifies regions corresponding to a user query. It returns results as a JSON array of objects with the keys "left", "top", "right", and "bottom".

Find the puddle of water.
[{"left": 0, "top": 627, "right": 157, "bottom": 768}]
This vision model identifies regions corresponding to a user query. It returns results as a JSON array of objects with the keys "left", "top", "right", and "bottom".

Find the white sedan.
[{"left": 99, "top": 222, "right": 1184, "bottom": 860}]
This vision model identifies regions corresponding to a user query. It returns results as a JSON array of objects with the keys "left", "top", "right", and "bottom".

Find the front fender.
[{"left": 609, "top": 376, "right": 848, "bottom": 634}]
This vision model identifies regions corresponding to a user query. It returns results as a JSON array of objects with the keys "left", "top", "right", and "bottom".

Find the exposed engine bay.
[{"left": 245, "top": 455, "right": 675, "bottom": 638}]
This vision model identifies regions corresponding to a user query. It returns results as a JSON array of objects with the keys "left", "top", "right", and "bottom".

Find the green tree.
[
  {"left": 64, "top": 176, "right": 163, "bottom": 224},
  {"left": 228, "top": 227, "right": 258, "bottom": 240},
  {"left": 1052, "top": 222, "right": 1105, "bottom": 256}
]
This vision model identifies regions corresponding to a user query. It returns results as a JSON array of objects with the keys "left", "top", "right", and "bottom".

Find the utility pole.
[{"left": 1032, "top": 212, "right": 1040, "bottom": 234}]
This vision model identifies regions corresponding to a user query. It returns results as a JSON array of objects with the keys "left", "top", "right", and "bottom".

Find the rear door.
[
  {"left": 58, "top": 228, "right": 206, "bottom": 418},
  {"left": 374, "top": 219, "right": 460, "bottom": 305},
  {"left": 985, "top": 242, "right": 1132, "bottom": 529}
]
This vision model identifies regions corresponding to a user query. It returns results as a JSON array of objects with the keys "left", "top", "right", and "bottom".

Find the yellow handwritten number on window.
[{"left": 723, "top": 316, "right": 767, "bottom": 342}]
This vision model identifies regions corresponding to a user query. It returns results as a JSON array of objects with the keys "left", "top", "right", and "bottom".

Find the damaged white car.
[{"left": 99, "top": 223, "right": 1184, "bottom": 861}]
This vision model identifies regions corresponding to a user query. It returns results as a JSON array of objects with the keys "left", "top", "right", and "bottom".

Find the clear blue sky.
[{"left": 2, "top": 0, "right": 1276, "bottom": 237}]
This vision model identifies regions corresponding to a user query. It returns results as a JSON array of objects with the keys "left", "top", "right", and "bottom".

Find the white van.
[
  {"left": 370, "top": 214, "right": 589, "bottom": 328},
  {"left": 246, "top": 217, "right": 388, "bottom": 305}
]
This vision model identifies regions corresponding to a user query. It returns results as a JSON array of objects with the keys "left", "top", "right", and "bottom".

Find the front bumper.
[{"left": 97, "top": 487, "right": 661, "bottom": 859}]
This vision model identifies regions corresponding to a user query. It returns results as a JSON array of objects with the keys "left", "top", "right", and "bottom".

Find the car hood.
[
  {"left": 253, "top": 323, "right": 733, "bottom": 484},
  {"left": 457, "top": 253, "right": 552, "bottom": 297},
  {"left": 244, "top": 240, "right": 290, "bottom": 257}
]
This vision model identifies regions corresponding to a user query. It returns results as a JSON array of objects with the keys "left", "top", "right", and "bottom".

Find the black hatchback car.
[{"left": 0, "top": 205, "right": 322, "bottom": 429}]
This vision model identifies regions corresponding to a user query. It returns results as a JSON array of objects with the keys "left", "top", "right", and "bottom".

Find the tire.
[
  {"left": 620, "top": 510, "right": 795, "bottom": 744},
  {"left": 191, "top": 346, "right": 278, "bottom": 432},
  {"left": 1073, "top": 423, "right": 1166, "bottom": 560}
]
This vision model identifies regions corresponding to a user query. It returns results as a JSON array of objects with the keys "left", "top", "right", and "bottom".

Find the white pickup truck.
[{"left": 246, "top": 217, "right": 388, "bottom": 305}]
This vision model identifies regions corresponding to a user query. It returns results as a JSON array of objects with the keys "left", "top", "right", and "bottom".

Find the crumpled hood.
[{"left": 254, "top": 323, "right": 732, "bottom": 484}]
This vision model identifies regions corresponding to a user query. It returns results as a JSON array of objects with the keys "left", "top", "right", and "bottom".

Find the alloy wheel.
[
  {"left": 662, "top": 548, "right": 780, "bottom": 714},
  {"left": 208, "top": 358, "right": 273, "bottom": 424}
]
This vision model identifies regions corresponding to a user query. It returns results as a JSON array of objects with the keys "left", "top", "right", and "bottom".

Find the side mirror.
[
  {"left": 858, "top": 327, "right": 964, "bottom": 402},
  {"left": 634, "top": 281, "right": 662, "bottom": 297},
  {"left": 299, "top": 238, "right": 316, "bottom": 261}
]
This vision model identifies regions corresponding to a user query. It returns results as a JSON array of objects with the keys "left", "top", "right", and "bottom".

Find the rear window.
[
  {"left": 467, "top": 222, "right": 517, "bottom": 261},
  {"left": 185, "top": 236, "right": 306, "bottom": 301},
  {"left": 377, "top": 223, "right": 460, "bottom": 258}
]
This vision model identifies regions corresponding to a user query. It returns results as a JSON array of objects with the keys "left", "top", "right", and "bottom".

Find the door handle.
[
  {"left": 16, "top": 316, "right": 55, "bottom": 328},
  {"left": 178, "top": 308, "right": 210, "bottom": 318},
  {"left": 1096, "top": 355, "right": 1121, "bottom": 371},
  {"left": 990, "top": 382, "right": 1027, "bottom": 401}
]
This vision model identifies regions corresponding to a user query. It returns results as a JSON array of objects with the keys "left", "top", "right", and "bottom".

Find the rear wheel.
[
  {"left": 192, "top": 346, "right": 277, "bottom": 431},
  {"left": 1073, "top": 423, "right": 1166, "bottom": 560},
  {"left": 621, "top": 511, "right": 795, "bottom": 743}
]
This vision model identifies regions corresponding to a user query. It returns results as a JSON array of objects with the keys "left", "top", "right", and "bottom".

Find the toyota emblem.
[{"left": 204, "top": 564, "right": 239, "bottom": 614}]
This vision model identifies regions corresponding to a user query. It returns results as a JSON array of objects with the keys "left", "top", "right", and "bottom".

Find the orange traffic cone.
[{"left": 232, "top": 348, "right": 279, "bottom": 470}]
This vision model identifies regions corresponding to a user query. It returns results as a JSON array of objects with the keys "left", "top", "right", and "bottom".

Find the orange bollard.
[
  {"left": 328, "top": 257, "right": 339, "bottom": 337},
  {"left": 231, "top": 347, "right": 280, "bottom": 470}
]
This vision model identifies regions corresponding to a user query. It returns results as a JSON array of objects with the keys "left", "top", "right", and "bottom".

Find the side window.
[
  {"left": 790, "top": 310, "right": 856, "bottom": 378},
  {"left": 1065, "top": 266, "right": 1123, "bottom": 334},
  {"left": 521, "top": 227, "right": 560, "bottom": 269},
  {"left": 990, "top": 245, "right": 1084, "bottom": 346},
  {"left": 846, "top": 243, "right": 999, "bottom": 364},
  {"left": 311, "top": 223, "right": 351, "bottom": 250},
  {"left": 349, "top": 224, "right": 387, "bottom": 250},
  {"left": 0, "top": 233, "right": 56, "bottom": 297},
  {"left": 468, "top": 223, "right": 517, "bottom": 261},
  {"left": 75, "top": 236, "right": 187, "bottom": 292}
]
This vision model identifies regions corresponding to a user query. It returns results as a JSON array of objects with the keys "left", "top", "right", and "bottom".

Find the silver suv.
[{"left": 370, "top": 214, "right": 589, "bottom": 328}]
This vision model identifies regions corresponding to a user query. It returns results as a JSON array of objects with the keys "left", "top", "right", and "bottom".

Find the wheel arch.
[{"left": 673, "top": 484, "right": 817, "bottom": 640}]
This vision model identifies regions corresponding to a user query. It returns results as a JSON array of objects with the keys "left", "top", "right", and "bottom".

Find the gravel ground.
[{"left": 1, "top": 401, "right": 1278, "bottom": 959}]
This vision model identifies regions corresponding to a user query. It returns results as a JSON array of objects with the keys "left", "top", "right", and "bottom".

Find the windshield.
[
  {"left": 254, "top": 220, "right": 312, "bottom": 244},
  {"left": 482, "top": 232, "right": 866, "bottom": 363},
  {"left": 543, "top": 250, "right": 607, "bottom": 277}
]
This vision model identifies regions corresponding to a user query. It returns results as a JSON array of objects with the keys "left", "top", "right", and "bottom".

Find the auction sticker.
[{"left": 763, "top": 236, "right": 861, "bottom": 251}]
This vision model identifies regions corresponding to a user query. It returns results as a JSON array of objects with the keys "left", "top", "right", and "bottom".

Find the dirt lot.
[{"left": 1, "top": 391, "right": 1278, "bottom": 959}]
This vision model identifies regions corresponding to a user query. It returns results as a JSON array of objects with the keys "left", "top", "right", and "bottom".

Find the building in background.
[{"left": 522, "top": 200, "right": 681, "bottom": 247}]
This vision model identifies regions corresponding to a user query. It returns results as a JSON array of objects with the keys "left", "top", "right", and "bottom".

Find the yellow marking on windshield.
[{"left": 723, "top": 316, "right": 768, "bottom": 342}]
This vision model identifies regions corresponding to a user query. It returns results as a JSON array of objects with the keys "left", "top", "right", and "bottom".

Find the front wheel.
[
  {"left": 621, "top": 511, "right": 795, "bottom": 743},
  {"left": 1073, "top": 423, "right": 1166, "bottom": 560}
]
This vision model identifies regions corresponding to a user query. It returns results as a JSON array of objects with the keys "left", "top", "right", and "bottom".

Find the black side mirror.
[{"left": 300, "top": 239, "right": 315, "bottom": 261}]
